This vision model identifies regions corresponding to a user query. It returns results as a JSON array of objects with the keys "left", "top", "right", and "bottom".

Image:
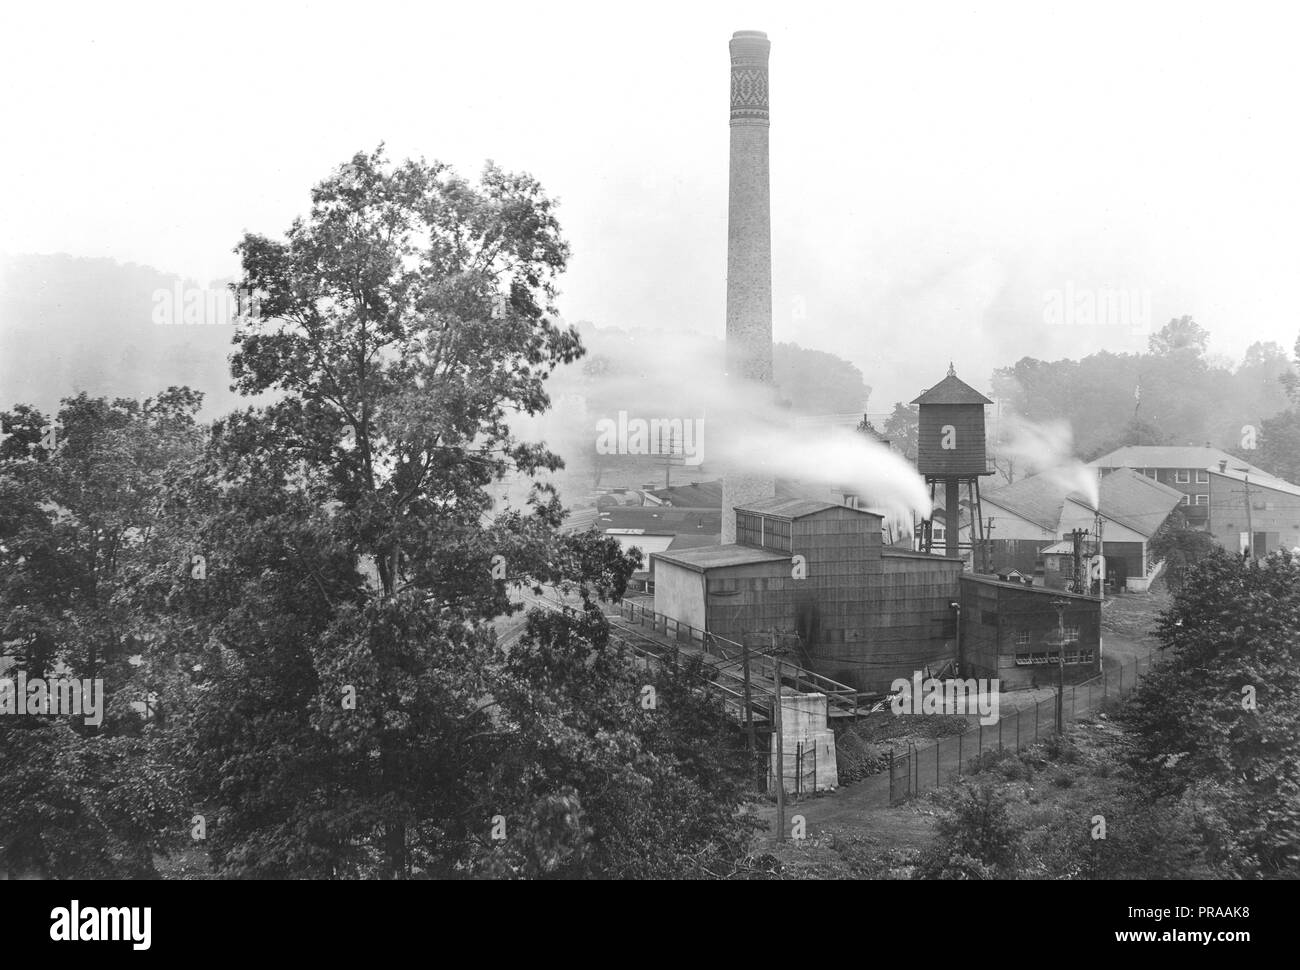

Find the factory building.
[
  {"left": 958, "top": 577, "right": 1102, "bottom": 688},
  {"left": 651, "top": 497, "right": 967, "bottom": 695}
]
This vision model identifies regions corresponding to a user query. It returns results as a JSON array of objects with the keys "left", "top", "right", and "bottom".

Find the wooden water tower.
[{"left": 911, "top": 363, "right": 994, "bottom": 570}]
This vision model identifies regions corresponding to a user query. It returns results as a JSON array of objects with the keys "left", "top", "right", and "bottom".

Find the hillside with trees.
[{"left": 989, "top": 317, "right": 1296, "bottom": 465}]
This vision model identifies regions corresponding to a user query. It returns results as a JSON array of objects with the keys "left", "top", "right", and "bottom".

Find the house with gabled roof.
[{"left": 981, "top": 467, "right": 1184, "bottom": 591}]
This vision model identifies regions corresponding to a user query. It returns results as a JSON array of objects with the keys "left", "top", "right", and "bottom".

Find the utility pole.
[
  {"left": 660, "top": 426, "right": 680, "bottom": 490},
  {"left": 773, "top": 645, "right": 785, "bottom": 841},
  {"left": 951, "top": 600, "right": 962, "bottom": 675},
  {"left": 1244, "top": 472, "right": 1254, "bottom": 559},
  {"left": 1071, "top": 528, "right": 1083, "bottom": 593},
  {"left": 1051, "top": 597, "right": 1069, "bottom": 734},
  {"left": 742, "top": 635, "right": 755, "bottom": 760},
  {"left": 1095, "top": 467, "right": 1105, "bottom": 600}
]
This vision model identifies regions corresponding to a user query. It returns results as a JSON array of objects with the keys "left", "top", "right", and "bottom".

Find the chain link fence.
[{"left": 888, "top": 648, "right": 1157, "bottom": 804}]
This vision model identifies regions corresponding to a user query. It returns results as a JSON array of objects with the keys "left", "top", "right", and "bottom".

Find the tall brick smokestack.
[
  {"left": 725, "top": 29, "right": 773, "bottom": 384},
  {"left": 721, "top": 29, "right": 776, "bottom": 544}
]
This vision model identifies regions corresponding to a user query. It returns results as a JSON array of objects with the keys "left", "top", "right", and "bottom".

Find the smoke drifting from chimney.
[{"left": 998, "top": 415, "right": 1100, "bottom": 508}]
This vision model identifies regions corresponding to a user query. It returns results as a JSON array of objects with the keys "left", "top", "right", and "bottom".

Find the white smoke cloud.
[
  {"left": 507, "top": 326, "right": 933, "bottom": 528},
  {"left": 716, "top": 422, "right": 931, "bottom": 529},
  {"left": 996, "top": 415, "right": 1099, "bottom": 508}
]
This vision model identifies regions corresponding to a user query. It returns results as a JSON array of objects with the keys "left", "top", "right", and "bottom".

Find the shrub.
[
  {"left": 914, "top": 783, "right": 1023, "bottom": 880},
  {"left": 997, "top": 756, "right": 1033, "bottom": 782},
  {"left": 1043, "top": 734, "right": 1082, "bottom": 764}
]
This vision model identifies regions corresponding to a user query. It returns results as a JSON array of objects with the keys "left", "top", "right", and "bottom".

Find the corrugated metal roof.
[
  {"left": 882, "top": 547, "right": 964, "bottom": 562},
  {"left": 647, "top": 480, "right": 723, "bottom": 508},
  {"left": 1041, "top": 540, "right": 1077, "bottom": 555},
  {"left": 985, "top": 467, "right": 1184, "bottom": 537},
  {"left": 984, "top": 475, "right": 1069, "bottom": 531},
  {"left": 960, "top": 573, "right": 1100, "bottom": 600},
  {"left": 1089, "top": 445, "right": 1271, "bottom": 478},
  {"left": 733, "top": 496, "right": 849, "bottom": 519},
  {"left": 1087, "top": 468, "right": 1184, "bottom": 536},
  {"left": 595, "top": 507, "right": 722, "bottom": 533},
  {"left": 665, "top": 533, "right": 721, "bottom": 551},
  {"left": 559, "top": 508, "right": 600, "bottom": 533},
  {"left": 650, "top": 543, "right": 791, "bottom": 572},
  {"left": 1211, "top": 466, "right": 1300, "bottom": 497}
]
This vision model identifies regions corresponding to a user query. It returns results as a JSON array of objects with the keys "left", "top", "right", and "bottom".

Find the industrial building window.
[
  {"left": 1063, "top": 625, "right": 1079, "bottom": 643},
  {"left": 1017, "top": 651, "right": 1074, "bottom": 666},
  {"left": 764, "top": 516, "right": 792, "bottom": 552},
  {"left": 736, "top": 512, "right": 763, "bottom": 548},
  {"left": 1080, "top": 650, "right": 1095, "bottom": 663},
  {"left": 1196, "top": 470, "right": 1209, "bottom": 484},
  {"left": 1195, "top": 494, "right": 1209, "bottom": 505},
  {"left": 1175, "top": 470, "right": 1191, "bottom": 484},
  {"left": 1015, "top": 630, "right": 1030, "bottom": 647},
  {"left": 1180, "top": 495, "right": 1190, "bottom": 506}
]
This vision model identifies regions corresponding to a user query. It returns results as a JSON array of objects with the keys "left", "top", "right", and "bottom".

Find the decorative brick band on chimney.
[{"left": 729, "top": 30, "right": 771, "bottom": 127}]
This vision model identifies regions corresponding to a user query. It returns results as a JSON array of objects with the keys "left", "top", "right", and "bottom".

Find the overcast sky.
[{"left": 3, "top": 0, "right": 1298, "bottom": 408}]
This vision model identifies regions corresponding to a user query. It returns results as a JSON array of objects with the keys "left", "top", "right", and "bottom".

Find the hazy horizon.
[{"left": 5, "top": 1, "right": 1299, "bottom": 409}]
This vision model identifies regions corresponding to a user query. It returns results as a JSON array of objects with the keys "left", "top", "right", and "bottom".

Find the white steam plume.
[
  {"left": 513, "top": 326, "right": 934, "bottom": 528},
  {"left": 997, "top": 415, "right": 1099, "bottom": 508},
  {"left": 715, "top": 421, "right": 932, "bottom": 530}
]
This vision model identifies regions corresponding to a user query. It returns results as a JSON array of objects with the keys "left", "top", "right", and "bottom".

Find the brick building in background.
[{"left": 1090, "top": 445, "right": 1300, "bottom": 556}]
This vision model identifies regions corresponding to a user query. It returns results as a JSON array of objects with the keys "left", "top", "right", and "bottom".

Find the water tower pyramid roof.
[{"left": 910, "top": 371, "right": 993, "bottom": 406}]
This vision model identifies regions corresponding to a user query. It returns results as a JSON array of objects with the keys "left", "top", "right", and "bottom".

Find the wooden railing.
[
  {"left": 617, "top": 600, "right": 749, "bottom": 660},
  {"left": 616, "top": 601, "right": 865, "bottom": 714}
]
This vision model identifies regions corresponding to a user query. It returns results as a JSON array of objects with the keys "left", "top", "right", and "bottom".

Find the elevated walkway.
[{"left": 608, "top": 600, "right": 867, "bottom": 725}]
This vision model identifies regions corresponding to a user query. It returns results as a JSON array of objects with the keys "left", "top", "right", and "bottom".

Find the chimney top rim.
[{"left": 731, "top": 29, "right": 769, "bottom": 39}]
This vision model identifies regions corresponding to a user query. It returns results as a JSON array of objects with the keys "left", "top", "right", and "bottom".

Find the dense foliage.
[
  {"left": 1124, "top": 550, "right": 1300, "bottom": 877},
  {"left": 0, "top": 149, "right": 760, "bottom": 879}
]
